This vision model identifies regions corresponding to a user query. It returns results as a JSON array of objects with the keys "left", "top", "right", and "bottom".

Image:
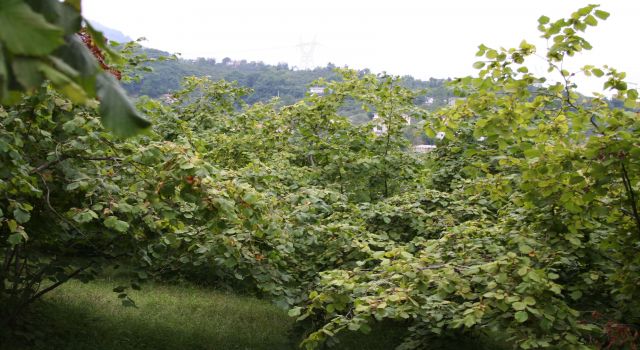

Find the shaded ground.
[{"left": 1, "top": 279, "right": 407, "bottom": 350}]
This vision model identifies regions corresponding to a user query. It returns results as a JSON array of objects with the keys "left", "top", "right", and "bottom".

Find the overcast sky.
[{"left": 83, "top": 0, "right": 639, "bottom": 95}]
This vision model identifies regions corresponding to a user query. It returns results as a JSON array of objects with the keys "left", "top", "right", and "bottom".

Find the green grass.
[
  {"left": 14, "top": 279, "right": 294, "bottom": 350},
  {"left": 3, "top": 279, "right": 407, "bottom": 350}
]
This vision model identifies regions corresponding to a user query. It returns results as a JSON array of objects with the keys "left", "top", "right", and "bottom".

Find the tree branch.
[
  {"left": 26, "top": 263, "right": 93, "bottom": 305},
  {"left": 620, "top": 161, "right": 640, "bottom": 238},
  {"left": 31, "top": 155, "right": 123, "bottom": 174}
]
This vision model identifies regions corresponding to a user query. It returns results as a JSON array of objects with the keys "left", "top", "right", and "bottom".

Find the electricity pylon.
[{"left": 296, "top": 36, "right": 318, "bottom": 70}]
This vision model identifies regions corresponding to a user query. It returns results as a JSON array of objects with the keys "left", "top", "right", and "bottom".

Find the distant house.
[
  {"left": 372, "top": 113, "right": 411, "bottom": 136},
  {"left": 413, "top": 144, "right": 437, "bottom": 153},
  {"left": 372, "top": 115, "right": 387, "bottom": 136},
  {"left": 308, "top": 86, "right": 325, "bottom": 95},
  {"left": 447, "top": 97, "right": 465, "bottom": 106},
  {"left": 160, "top": 93, "right": 177, "bottom": 104}
]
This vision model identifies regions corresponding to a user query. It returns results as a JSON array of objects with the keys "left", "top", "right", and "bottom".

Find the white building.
[
  {"left": 160, "top": 93, "right": 177, "bottom": 104},
  {"left": 413, "top": 144, "right": 437, "bottom": 153},
  {"left": 447, "top": 97, "right": 465, "bottom": 106},
  {"left": 308, "top": 86, "right": 325, "bottom": 95},
  {"left": 371, "top": 113, "right": 411, "bottom": 136}
]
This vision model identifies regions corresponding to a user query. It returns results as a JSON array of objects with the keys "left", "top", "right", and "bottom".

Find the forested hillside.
[{"left": 122, "top": 48, "right": 455, "bottom": 110}]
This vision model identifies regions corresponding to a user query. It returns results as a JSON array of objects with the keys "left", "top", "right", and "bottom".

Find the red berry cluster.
[{"left": 77, "top": 28, "right": 122, "bottom": 80}]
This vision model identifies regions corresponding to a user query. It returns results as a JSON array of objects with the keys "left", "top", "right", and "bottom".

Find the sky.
[{"left": 83, "top": 0, "right": 640, "bottom": 95}]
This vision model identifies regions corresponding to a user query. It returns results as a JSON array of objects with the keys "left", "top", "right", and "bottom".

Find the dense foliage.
[
  {"left": 1, "top": 3, "right": 639, "bottom": 350},
  {"left": 0, "top": 0, "right": 149, "bottom": 137},
  {"left": 293, "top": 6, "right": 640, "bottom": 349}
]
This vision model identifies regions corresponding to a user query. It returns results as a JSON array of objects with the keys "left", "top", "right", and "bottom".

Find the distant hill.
[
  {"left": 91, "top": 21, "right": 453, "bottom": 114},
  {"left": 89, "top": 21, "right": 133, "bottom": 43},
  {"left": 89, "top": 25, "right": 457, "bottom": 124},
  {"left": 123, "top": 49, "right": 456, "bottom": 114}
]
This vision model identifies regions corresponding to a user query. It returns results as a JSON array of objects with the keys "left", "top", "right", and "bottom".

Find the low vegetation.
[{"left": 1, "top": 2, "right": 638, "bottom": 349}]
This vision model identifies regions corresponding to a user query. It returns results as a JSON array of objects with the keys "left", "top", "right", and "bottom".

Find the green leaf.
[
  {"left": 11, "top": 57, "right": 44, "bottom": 91},
  {"left": 463, "top": 314, "right": 477, "bottom": 327},
  {"left": 39, "top": 62, "right": 88, "bottom": 103},
  {"left": 624, "top": 97, "right": 636, "bottom": 108},
  {"left": 348, "top": 322, "right": 361, "bottom": 331},
  {"left": 53, "top": 35, "right": 100, "bottom": 86},
  {"left": 0, "top": 0, "right": 64, "bottom": 55},
  {"left": 122, "top": 298, "right": 137, "bottom": 308},
  {"left": 538, "top": 15, "right": 550, "bottom": 24},
  {"left": 179, "top": 162, "right": 194, "bottom": 170},
  {"left": 65, "top": 0, "right": 81, "bottom": 11},
  {"left": 514, "top": 311, "right": 529, "bottom": 323},
  {"left": 13, "top": 207, "right": 31, "bottom": 224},
  {"left": 326, "top": 304, "right": 335, "bottom": 313},
  {"left": 48, "top": 55, "right": 80, "bottom": 79},
  {"left": 12, "top": 55, "right": 88, "bottom": 104},
  {"left": 425, "top": 127, "right": 435, "bottom": 138},
  {"left": 512, "top": 302, "right": 526, "bottom": 311},
  {"left": 565, "top": 333, "right": 578, "bottom": 343},
  {"left": 473, "top": 61, "right": 485, "bottom": 69},
  {"left": 104, "top": 216, "right": 130, "bottom": 232},
  {"left": 614, "top": 80, "right": 627, "bottom": 91},
  {"left": 27, "top": 0, "right": 81, "bottom": 35},
  {"left": 242, "top": 192, "right": 259, "bottom": 205},
  {"left": 584, "top": 15, "right": 597, "bottom": 26},
  {"left": 72, "top": 209, "right": 98, "bottom": 223},
  {"left": 50, "top": 37, "right": 99, "bottom": 100},
  {"left": 594, "top": 10, "right": 609, "bottom": 20},
  {"left": 518, "top": 244, "right": 533, "bottom": 254},
  {"left": 577, "top": 6, "right": 592, "bottom": 16},
  {"left": 592, "top": 68, "right": 604, "bottom": 77},
  {"left": 194, "top": 246, "right": 208, "bottom": 254},
  {"left": 96, "top": 73, "right": 151, "bottom": 137},
  {"left": 570, "top": 290, "right": 583, "bottom": 300},
  {"left": 288, "top": 307, "right": 302, "bottom": 317},
  {"left": 7, "top": 220, "right": 18, "bottom": 232},
  {"left": 8, "top": 233, "right": 24, "bottom": 246}
]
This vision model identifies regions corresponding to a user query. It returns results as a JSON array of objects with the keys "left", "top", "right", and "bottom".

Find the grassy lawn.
[{"left": 2, "top": 279, "right": 407, "bottom": 350}]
